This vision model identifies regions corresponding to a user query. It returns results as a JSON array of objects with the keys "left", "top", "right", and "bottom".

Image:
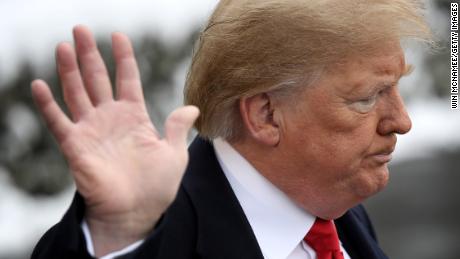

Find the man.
[{"left": 31, "top": 0, "right": 432, "bottom": 258}]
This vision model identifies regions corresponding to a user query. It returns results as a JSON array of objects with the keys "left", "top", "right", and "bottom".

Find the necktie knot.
[{"left": 304, "top": 218, "right": 344, "bottom": 259}]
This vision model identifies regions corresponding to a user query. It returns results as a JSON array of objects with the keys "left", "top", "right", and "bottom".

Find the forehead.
[{"left": 326, "top": 47, "right": 407, "bottom": 95}]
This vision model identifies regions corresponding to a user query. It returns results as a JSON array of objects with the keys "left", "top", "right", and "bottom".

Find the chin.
[{"left": 354, "top": 165, "right": 390, "bottom": 199}]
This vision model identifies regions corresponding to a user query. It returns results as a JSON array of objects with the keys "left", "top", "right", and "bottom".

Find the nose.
[{"left": 377, "top": 87, "right": 412, "bottom": 136}]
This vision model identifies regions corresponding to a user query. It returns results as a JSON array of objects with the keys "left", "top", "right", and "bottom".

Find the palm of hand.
[
  {"left": 62, "top": 101, "right": 184, "bottom": 219},
  {"left": 31, "top": 26, "right": 198, "bottom": 244}
]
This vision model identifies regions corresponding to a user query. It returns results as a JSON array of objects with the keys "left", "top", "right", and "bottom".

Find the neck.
[{"left": 229, "top": 138, "right": 354, "bottom": 219}]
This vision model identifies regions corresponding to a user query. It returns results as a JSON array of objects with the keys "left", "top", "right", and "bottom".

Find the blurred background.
[{"left": 0, "top": 0, "right": 457, "bottom": 258}]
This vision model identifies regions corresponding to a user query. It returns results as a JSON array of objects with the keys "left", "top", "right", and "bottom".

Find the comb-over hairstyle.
[{"left": 184, "top": 0, "right": 433, "bottom": 141}]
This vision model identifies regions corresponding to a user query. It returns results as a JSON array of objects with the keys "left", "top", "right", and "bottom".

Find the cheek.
[
  {"left": 281, "top": 97, "right": 380, "bottom": 181},
  {"left": 334, "top": 128, "right": 390, "bottom": 197},
  {"left": 311, "top": 127, "right": 376, "bottom": 172},
  {"left": 285, "top": 112, "right": 374, "bottom": 161},
  {"left": 306, "top": 128, "right": 383, "bottom": 198},
  {"left": 282, "top": 129, "right": 373, "bottom": 188}
]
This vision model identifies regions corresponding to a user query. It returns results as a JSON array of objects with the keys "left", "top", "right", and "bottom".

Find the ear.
[{"left": 239, "top": 93, "right": 280, "bottom": 146}]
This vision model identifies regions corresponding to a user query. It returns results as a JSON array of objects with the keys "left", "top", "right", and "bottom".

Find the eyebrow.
[
  {"left": 342, "top": 63, "right": 415, "bottom": 97},
  {"left": 370, "top": 64, "right": 414, "bottom": 95}
]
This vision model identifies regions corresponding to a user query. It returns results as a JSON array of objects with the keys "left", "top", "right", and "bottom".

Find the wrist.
[{"left": 86, "top": 212, "right": 159, "bottom": 257}]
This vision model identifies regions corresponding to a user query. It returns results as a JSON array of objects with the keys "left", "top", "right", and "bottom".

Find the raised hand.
[{"left": 31, "top": 25, "right": 199, "bottom": 256}]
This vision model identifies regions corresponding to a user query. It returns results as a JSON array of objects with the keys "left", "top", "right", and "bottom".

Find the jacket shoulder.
[{"left": 349, "top": 204, "right": 378, "bottom": 240}]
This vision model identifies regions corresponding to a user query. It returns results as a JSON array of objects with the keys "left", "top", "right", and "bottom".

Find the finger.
[
  {"left": 73, "top": 25, "right": 113, "bottom": 105},
  {"left": 31, "top": 79, "right": 73, "bottom": 142},
  {"left": 165, "top": 106, "right": 200, "bottom": 149},
  {"left": 56, "top": 42, "right": 93, "bottom": 121},
  {"left": 112, "top": 32, "right": 144, "bottom": 102}
]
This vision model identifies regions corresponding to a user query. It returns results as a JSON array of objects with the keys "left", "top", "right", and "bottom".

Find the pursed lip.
[
  {"left": 371, "top": 153, "right": 393, "bottom": 163},
  {"left": 368, "top": 146, "right": 395, "bottom": 164}
]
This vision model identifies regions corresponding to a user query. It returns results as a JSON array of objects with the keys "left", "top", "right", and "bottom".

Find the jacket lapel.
[
  {"left": 182, "top": 137, "right": 387, "bottom": 259},
  {"left": 335, "top": 206, "right": 388, "bottom": 259},
  {"left": 182, "top": 138, "right": 264, "bottom": 259}
]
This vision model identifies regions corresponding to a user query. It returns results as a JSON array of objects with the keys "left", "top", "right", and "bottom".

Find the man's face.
[{"left": 275, "top": 46, "right": 411, "bottom": 217}]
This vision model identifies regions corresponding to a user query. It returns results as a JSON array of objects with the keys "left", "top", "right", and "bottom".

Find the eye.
[{"left": 350, "top": 95, "right": 378, "bottom": 113}]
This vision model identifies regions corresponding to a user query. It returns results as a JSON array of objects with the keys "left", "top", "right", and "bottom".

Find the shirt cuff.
[{"left": 81, "top": 220, "right": 144, "bottom": 259}]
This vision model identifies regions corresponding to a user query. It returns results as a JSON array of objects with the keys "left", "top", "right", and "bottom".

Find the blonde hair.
[{"left": 184, "top": 0, "right": 432, "bottom": 141}]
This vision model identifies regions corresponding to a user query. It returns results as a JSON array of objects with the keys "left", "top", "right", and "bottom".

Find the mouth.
[
  {"left": 371, "top": 153, "right": 393, "bottom": 164},
  {"left": 368, "top": 146, "right": 395, "bottom": 164}
]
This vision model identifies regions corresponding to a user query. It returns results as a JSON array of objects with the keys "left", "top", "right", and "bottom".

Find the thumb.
[{"left": 165, "top": 105, "right": 200, "bottom": 148}]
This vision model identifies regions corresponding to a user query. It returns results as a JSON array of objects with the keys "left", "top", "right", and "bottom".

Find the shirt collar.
[{"left": 213, "top": 138, "right": 316, "bottom": 259}]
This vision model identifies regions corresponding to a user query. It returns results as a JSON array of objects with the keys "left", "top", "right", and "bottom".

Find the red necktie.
[{"left": 304, "top": 218, "right": 345, "bottom": 259}]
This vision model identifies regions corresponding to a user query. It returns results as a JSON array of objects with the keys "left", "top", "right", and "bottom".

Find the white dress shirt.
[
  {"left": 82, "top": 221, "right": 144, "bottom": 259},
  {"left": 83, "top": 138, "right": 351, "bottom": 259},
  {"left": 213, "top": 138, "right": 351, "bottom": 259}
]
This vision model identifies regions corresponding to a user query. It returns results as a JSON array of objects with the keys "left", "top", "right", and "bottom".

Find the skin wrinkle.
[{"left": 234, "top": 44, "right": 411, "bottom": 220}]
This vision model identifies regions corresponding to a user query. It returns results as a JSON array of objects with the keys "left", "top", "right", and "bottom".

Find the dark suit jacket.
[{"left": 32, "top": 137, "right": 389, "bottom": 259}]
